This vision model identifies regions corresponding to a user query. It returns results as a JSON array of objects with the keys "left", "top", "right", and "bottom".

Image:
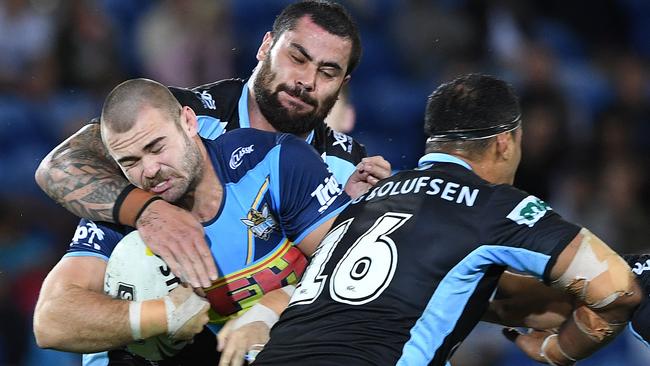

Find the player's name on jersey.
[{"left": 353, "top": 176, "right": 479, "bottom": 207}]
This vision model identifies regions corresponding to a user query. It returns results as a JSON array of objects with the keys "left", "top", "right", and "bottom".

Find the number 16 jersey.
[{"left": 254, "top": 153, "right": 581, "bottom": 366}]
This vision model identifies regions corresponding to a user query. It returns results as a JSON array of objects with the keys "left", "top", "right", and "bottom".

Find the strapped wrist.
[
  {"left": 540, "top": 334, "right": 576, "bottom": 366},
  {"left": 134, "top": 299, "right": 168, "bottom": 339},
  {"left": 232, "top": 303, "right": 279, "bottom": 331},
  {"left": 113, "top": 185, "right": 156, "bottom": 226}
]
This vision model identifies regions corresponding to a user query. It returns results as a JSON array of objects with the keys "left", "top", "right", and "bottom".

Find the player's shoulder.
[
  {"left": 485, "top": 184, "right": 556, "bottom": 226},
  {"left": 67, "top": 219, "right": 131, "bottom": 259},
  {"left": 168, "top": 78, "right": 245, "bottom": 116},
  {"left": 312, "top": 122, "right": 366, "bottom": 164},
  {"left": 204, "top": 129, "right": 283, "bottom": 180}
]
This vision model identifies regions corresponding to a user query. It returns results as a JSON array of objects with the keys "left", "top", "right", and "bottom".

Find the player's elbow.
[
  {"left": 33, "top": 300, "right": 67, "bottom": 350},
  {"left": 34, "top": 153, "right": 53, "bottom": 193},
  {"left": 588, "top": 269, "right": 643, "bottom": 325},
  {"left": 33, "top": 311, "right": 56, "bottom": 349},
  {"left": 605, "top": 276, "right": 643, "bottom": 317}
]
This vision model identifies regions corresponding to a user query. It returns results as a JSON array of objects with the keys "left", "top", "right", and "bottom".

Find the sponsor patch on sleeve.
[{"left": 506, "top": 195, "right": 551, "bottom": 227}]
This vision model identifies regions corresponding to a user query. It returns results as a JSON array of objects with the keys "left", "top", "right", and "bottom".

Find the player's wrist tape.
[
  {"left": 129, "top": 301, "right": 143, "bottom": 340},
  {"left": 540, "top": 334, "right": 576, "bottom": 366},
  {"left": 232, "top": 304, "right": 279, "bottom": 331},
  {"left": 164, "top": 292, "right": 210, "bottom": 337},
  {"left": 129, "top": 299, "right": 167, "bottom": 340},
  {"left": 128, "top": 293, "right": 207, "bottom": 340},
  {"left": 114, "top": 185, "right": 157, "bottom": 226}
]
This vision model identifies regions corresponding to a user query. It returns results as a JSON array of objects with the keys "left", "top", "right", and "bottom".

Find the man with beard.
[
  {"left": 34, "top": 0, "right": 389, "bottom": 290},
  {"left": 34, "top": 78, "right": 353, "bottom": 366}
]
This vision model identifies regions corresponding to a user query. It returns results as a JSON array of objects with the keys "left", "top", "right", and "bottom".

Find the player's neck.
[
  {"left": 188, "top": 140, "right": 223, "bottom": 223},
  {"left": 246, "top": 83, "right": 278, "bottom": 133},
  {"left": 468, "top": 158, "right": 513, "bottom": 185}
]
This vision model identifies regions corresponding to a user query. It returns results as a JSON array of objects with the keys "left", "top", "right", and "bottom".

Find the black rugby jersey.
[
  {"left": 92, "top": 78, "right": 366, "bottom": 184},
  {"left": 254, "top": 153, "right": 581, "bottom": 366},
  {"left": 624, "top": 254, "right": 650, "bottom": 347}
]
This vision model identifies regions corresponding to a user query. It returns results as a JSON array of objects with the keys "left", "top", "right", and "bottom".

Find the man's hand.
[
  {"left": 344, "top": 156, "right": 391, "bottom": 199},
  {"left": 137, "top": 199, "right": 218, "bottom": 288},
  {"left": 216, "top": 320, "right": 270, "bottom": 366}
]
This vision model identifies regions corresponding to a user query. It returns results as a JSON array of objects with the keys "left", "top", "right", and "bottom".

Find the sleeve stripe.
[{"left": 63, "top": 251, "right": 109, "bottom": 262}]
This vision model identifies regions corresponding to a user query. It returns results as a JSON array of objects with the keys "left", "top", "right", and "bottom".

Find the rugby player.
[
  {"left": 34, "top": 0, "right": 389, "bottom": 289},
  {"left": 488, "top": 254, "right": 650, "bottom": 356},
  {"left": 251, "top": 74, "right": 642, "bottom": 366},
  {"left": 33, "top": 78, "right": 354, "bottom": 366}
]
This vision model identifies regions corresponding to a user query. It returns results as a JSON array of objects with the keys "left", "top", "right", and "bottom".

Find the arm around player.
[
  {"left": 503, "top": 229, "right": 642, "bottom": 365},
  {"left": 33, "top": 220, "right": 210, "bottom": 353}
]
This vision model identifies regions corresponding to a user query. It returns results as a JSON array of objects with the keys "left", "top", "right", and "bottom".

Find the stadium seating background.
[{"left": 0, "top": 0, "right": 649, "bottom": 364}]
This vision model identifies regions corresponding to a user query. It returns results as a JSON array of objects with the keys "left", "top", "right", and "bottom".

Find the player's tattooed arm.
[{"left": 35, "top": 123, "right": 127, "bottom": 222}]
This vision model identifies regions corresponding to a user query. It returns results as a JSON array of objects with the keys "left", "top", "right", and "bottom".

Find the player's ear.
[
  {"left": 181, "top": 106, "right": 198, "bottom": 136},
  {"left": 495, "top": 132, "right": 513, "bottom": 161},
  {"left": 256, "top": 32, "right": 274, "bottom": 61}
]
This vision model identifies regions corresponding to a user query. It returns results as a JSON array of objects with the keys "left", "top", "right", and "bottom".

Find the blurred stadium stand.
[{"left": 0, "top": 0, "right": 648, "bottom": 365}]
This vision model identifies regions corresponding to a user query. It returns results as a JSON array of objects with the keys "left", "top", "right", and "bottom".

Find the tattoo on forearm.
[{"left": 39, "top": 124, "right": 128, "bottom": 222}]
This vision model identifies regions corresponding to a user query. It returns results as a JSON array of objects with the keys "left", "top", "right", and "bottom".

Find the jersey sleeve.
[
  {"left": 624, "top": 254, "right": 650, "bottom": 346},
  {"left": 481, "top": 186, "right": 581, "bottom": 282},
  {"left": 64, "top": 219, "right": 127, "bottom": 261},
  {"left": 273, "top": 134, "right": 351, "bottom": 244}
]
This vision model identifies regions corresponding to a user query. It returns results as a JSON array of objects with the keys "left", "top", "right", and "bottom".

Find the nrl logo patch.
[
  {"left": 241, "top": 204, "right": 278, "bottom": 240},
  {"left": 507, "top": 195, "right": 551, "bottom": 227}
]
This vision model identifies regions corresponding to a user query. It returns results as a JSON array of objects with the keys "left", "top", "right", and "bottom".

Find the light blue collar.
[
  {"left": 417, "top": 153, "right": 472, "bottom": 170},
  {"left": 238, "top": 81, "right": 251, "bottom": 128},
  {"left": 241, "top": 80, "right": 315, "bottom": 143},
  {"left": 305, "top": 130, "right": 315, "bottom": 144}
]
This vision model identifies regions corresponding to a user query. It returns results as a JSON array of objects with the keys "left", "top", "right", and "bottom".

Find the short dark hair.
[
  {"left": 101, "top": 78, "right": 181, "bottom": 134},
  {"left": 272, "top": 0, "right": 361, "bottom": 76},
  {"left": 424, "top": 74, "right": 520, "bottom": 157}
]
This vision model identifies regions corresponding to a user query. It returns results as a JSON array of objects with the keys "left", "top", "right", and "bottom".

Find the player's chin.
[{"left": 161, "top": 188, "right": 184, "bottom": 204}]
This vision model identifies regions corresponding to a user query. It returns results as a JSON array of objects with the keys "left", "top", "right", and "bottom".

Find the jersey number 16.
[{"left": 290, "top": 212, "right": 412, "bottom": 306}]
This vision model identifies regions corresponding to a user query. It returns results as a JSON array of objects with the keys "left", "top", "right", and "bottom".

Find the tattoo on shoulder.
[{"left": 40, "top": 124, "right": 128, "bottom": 222}]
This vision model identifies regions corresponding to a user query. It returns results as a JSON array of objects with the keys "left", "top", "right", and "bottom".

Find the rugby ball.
[{"left": 104, "top": 231, "right": 186, "bottom": 361}]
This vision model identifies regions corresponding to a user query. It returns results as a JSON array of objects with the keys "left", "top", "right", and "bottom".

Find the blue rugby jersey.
[{"left": 65, "top": 129, "right": 350, "bottom": 365}]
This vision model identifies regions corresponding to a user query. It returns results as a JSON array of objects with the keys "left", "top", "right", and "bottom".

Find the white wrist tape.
[
  {"left": 232, "top": 304, "right": 279, "bottom": 331},
  {"left": 129, "top": 301, "right": 143, "bottom": 340},
  {"left": 540, "top": 334, "right": 561, "bottom": 366},
  {"left": 164, "top": 293, "right": 208, "bottom": 337}
]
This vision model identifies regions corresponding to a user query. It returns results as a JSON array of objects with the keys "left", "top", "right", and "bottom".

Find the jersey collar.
[
  {"left": 241, "top": 80, "right": 315, "bottom": 144},
  {"left": 238, "top": 81, "right": 251, "bottom": 128},
  {"left": 417, "top": 153, "right": 472, "bottom": 171}
]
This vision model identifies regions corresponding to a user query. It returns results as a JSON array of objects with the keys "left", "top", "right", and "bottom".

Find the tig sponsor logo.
[
  {"left": 507, "top": 196, "right": 551, "bottom": 227},
  {"left": 311, "top": 175, "right": 342, "bottom": 213},
  {"left": 229, "top": 145, "right": 254, "bottom": 169}
]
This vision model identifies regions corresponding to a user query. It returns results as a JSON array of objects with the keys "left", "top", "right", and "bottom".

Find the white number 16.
[{"left": 290, "top": 212, "right": 412, "bottom": 306}]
